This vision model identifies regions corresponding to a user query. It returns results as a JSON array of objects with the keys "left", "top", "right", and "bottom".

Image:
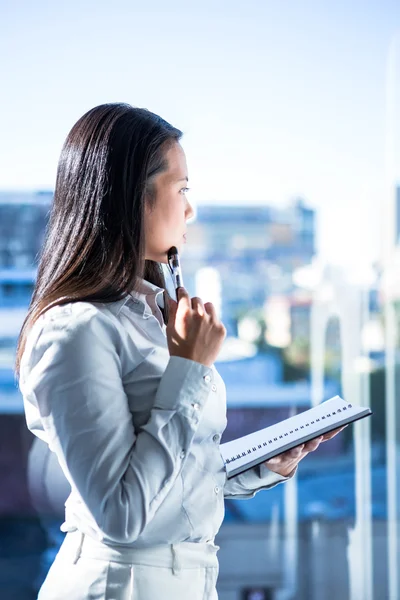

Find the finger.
[
  {"left": 303, "top": 436, "right": 323, "bottom": 452},
  {"left": 176, "top": 287, "right": 191, "bottom": 311},
  {"left": 330, "top": 425, "right": 347, "bottom": 434},
  {"left": 322, "top": 426, "right": 347, "bottom": 441},
  {"left": 204, "top": 301, "right": 217, "bottom": 321},
  {"left": 269, "top": 445, "right": 304, "bottom": 461},
  {"left": 204, "top": 302, "right": 219, "bottom": 323},
  {"left": 167, "top": 293, "right": 176, "bottom": 307},
  {"left": 191, "top": 297, "right": 205, "bottom": 316},
  {"left": 287, "top": 444, "right": 305, "bottom": 458},
  {"left": 166, "top": 294, "right": 177, "bottom": 314}
]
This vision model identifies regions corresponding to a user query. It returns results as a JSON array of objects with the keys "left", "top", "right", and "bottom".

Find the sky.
[{"left": 1, "top": 0, "right": 400, "bottom": 268}]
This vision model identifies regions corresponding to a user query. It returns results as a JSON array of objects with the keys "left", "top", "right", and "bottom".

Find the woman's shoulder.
[
  {"left": 38, "top": 296, "right": 130, "bottom": 322},
  {"left": 36, "top": 300, "right": 111, "bottom": 328},
  {"left": 20, "top": 299, "right": 150, "bottom": 386},
  {"left": 25, "top": 300, "right": 122, "bottom": 355}
]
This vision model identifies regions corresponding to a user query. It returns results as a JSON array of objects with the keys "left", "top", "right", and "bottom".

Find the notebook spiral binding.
[{"left": 224, "top": 403, "right": 353, "bottom": 465}]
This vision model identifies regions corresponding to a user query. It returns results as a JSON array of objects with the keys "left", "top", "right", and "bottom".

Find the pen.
[{"left": 167, "top": 246, "right": 184, "bottom": 291}]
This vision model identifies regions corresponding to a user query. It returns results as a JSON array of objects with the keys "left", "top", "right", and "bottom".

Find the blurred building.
[
  {"left": 182, "top": 198, "right": 316, "bottom": 338},
  {"left": 0, "top": 191, "right": 51, "bottom": 270},
  {"left": 0, "top": 192, "right": 52, "bottom": 412}
]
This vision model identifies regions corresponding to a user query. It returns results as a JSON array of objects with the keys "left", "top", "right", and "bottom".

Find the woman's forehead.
[{"left": 162, "top": 144, "right": 188, "bottom": 180}]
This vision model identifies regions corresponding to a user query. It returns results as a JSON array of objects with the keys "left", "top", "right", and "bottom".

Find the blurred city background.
[{"left": 1, "top": 1, "right": 400, "bottom": 599}]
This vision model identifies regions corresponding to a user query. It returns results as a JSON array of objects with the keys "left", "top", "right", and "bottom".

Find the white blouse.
[{"left": 19, "top": 277, "right": 293, "bottom": 548}]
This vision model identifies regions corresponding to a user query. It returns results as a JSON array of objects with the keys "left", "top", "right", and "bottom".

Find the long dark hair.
[{"left": 14, "top": 102, "right": 183, "bottom": 378}]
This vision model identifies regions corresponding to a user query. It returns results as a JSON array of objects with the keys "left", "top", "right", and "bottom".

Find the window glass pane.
[{"left": 1, "top": 3, "right": 399, "bottom": 599}]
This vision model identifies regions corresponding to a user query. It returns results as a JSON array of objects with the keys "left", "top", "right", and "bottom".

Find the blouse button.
[
  {"left": 214, "top": 486, "right": 220, "bottom": 494},
  {"left": 191, "top": 402, "right": 200, "bottom": 411},
  {"left": 180, "top": 450, "right": 186, "bottom": 459},
  {"left": 203, "top": 374, "right": 211, "bottom": 383},
  {"left": 211, "top": 384, "right": 217, "bottom": 392},
  {"left": 212, "top": 434, "right": 220, "bottom": 443}
]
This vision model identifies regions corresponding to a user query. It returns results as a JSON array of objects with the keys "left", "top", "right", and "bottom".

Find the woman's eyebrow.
[{"left": 176, "top": 176, "right": 189, "bottom": 183}]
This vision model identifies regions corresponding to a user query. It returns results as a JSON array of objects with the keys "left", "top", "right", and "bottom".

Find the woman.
[{"left": 15, "top": 103, "right": 343, "bottom": 599}]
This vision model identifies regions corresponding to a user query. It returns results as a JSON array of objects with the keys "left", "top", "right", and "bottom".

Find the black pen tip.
[{"left": 167, "top": 246, "right": 178, "bottom": 259}]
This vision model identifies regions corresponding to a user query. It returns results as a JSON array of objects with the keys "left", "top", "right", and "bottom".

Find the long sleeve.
[
  {"left": 20, "top": 306, "right": 213, "bottom": 544},
  {"left": 224, "top": 462, "right": 297, "bottom": 499}
]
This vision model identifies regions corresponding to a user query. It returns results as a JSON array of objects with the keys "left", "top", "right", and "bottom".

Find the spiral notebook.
[{"left": 220, "top": 395, "right": 372, "bottom": 479}]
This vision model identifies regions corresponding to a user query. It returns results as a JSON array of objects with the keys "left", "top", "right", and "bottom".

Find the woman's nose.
[{"left": 185, "top": 199, "right": 195, "bottom": 220}]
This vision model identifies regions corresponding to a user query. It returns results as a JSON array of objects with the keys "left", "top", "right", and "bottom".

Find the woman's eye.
[{"left": 180, "top": 187, "right": 190, "bottom": 195}]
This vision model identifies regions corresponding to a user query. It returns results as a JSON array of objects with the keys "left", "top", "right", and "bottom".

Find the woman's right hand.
[{"left": 166, "top": 287, "right": 227, "bottom": 368}]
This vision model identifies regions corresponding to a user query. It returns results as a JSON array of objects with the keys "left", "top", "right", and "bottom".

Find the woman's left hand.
[{"left": 263, "top": 426, "right": 347, "bottom": 477}]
